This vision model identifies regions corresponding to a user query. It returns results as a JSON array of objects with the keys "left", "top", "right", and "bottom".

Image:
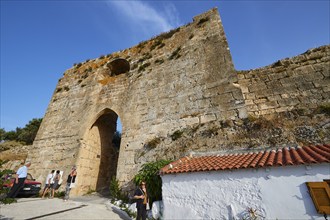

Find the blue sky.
[{"left": 1, "top": 0, "right": 329, "bottom": 131}]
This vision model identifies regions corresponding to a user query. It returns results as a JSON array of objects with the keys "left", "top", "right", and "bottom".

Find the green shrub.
[
  {"left": 154, "top": 59, "right": 164, "bottom": 65},
  {"left": 1, "top": 197, "right": 16, "bottom": 204},
  {"left": 150, "top": 40, "right": 163, "bottom": 51},
  {"left": 0, "top": 160, "right": 15, "bottom": 204},
  {"left": 110, "top": 176, "right": 121, "bottom": 199},
  {"left": 146, "top": 137, "right": 161, "bottom": 149},
  {"left": 109, "top": 177, "right": 128, "bottom": 203},
  {"left": 316, "top": 103, "right": 330, "bottom": 116},
  {"left": 54, "top": 190, "right": 65, "bottom": 198},
  {"left": 168, "top": 47, "right": 181, "bottom": 60},
  {"left": 133, "top": 160, "right": 172, "bottom": 205},
  {"left": 138, "top": 53, "right": 152, "bottom": 63},
  {"left": 155, "top": 27, "right": 180, "bottom": 41},
  {"left": 170, "top": 130, "right": 183, "bottom": 141},
  {"left": 138, "top": 62, "right": 151, "bottom": 73},
  {"left": 137, "top": 41, "right": 147, "bottom": 49},
  {"left": 157, "top": 42, "right": 165, "bottom": 49},
  {"left": 74, "top": 63, "right": 82, "bottom": 68}
]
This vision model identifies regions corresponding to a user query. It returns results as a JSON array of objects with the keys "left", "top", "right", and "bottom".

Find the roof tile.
[
  {"left": 310, "top": 145, "right": 330, "bottom": 160},
  {"left": 266, "top": 150, "right": 276, "bottom": 166},
  {"left": 257, "top": 151, "right": 269, "bottom": 167},
  {"left": 249, "top": 152, "right": 263, "bottom": 168},
  {"left": 297, "top": 147, "right": 317, "bottom": 164},
  {"left": 303, "top": 146, "right": 328, "bottom": 163},
  {"left": 290, "top": 148, "right": 304, "bottom": 164},
  {"left": 275, "top": 149, "right": 283, "bottom": 166},
  {"left": 283, "top": 147, "right": 293, "bottom": 165},
  {"left": 160, "top": 144, "right": 330, "bottom": 175}
]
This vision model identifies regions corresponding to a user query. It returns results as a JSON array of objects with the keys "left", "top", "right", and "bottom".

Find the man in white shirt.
[{"left": 7, "top": 161, "right": 31, "bottom": 198}]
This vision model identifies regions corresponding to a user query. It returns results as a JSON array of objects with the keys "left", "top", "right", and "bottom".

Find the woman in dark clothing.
[
  {"left": 64, "top": 166, "right": 77, "bottom": 201},
  {"left": 133, "top": 181, "right": 149, "bottom": 220}
]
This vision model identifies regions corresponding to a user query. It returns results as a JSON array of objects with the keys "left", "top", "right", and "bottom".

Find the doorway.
[{"left": 79, "top": 109, "right": 120, "bottom": 195}]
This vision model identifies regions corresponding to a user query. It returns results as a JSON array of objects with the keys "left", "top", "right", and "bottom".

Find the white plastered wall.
[{"left": 161, "top": 163, "right": 330, "bottom": 219}]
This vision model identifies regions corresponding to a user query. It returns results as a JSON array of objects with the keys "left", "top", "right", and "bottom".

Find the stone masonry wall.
[
  {"left": 146, "top": 44, "right": 330, "bottom": 162},
  {"left": 238, "top": 45, "right": 330, "bottom": 116},
  {"left": 27, "top": 8, "right": 245, "bottom": 194}
]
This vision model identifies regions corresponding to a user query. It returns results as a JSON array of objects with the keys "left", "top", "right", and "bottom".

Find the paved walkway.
[{"left": 0, "top": 195, "right": 132, "bottom": 220}]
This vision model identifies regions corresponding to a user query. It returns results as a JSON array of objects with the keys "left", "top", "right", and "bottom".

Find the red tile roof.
[{"left": 160, "top": 144, "right": 330, "bottom": 175}]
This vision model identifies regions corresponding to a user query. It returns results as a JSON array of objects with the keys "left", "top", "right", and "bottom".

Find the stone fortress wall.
[
  {"left": 26, "top": 8, "right": 329, "bottom": 195},
  {"left": 238, "top": 46, "right": 329, "bottom": 116}
]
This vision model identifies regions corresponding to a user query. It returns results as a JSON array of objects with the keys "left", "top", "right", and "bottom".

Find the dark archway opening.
[{"left": 85, "top": 109, "right": 121, "bottom": 196}]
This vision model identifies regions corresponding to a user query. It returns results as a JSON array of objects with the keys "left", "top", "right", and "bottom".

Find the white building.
[{"left": 160, "top": 144, "right": 330, "bottom": 219}]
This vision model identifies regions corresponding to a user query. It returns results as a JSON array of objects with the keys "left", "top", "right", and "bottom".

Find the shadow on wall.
[{"left": 298, "top": 183, "right": 322, "bottom": 218}]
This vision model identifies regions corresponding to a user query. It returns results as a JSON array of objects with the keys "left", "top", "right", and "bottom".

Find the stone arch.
[{"left": 77, "top": 108, "right": 120, "bottom": 195}]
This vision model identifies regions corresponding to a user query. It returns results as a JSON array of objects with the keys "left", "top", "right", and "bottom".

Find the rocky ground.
[{"left": 137, "top": 109, "right": 330, "bottom": 163}]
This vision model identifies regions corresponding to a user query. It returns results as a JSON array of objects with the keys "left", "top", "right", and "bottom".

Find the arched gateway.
[
  {"left": 27, "top": 8, "right": 247, "bottom": 195},
  {"left": 78, "top": 109, "right": 119, "bottom": 195}
]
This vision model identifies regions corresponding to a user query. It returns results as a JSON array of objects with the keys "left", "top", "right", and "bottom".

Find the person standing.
[
  {"left": 64, "top": 166, "right": 77, "bottom": 201},
  {"left": 51, "top": 170, "right": 61, "bottom": 198},
  {"left": 41, "top": 170, "right": 55, "bottom": 199},
  {"left": 7, "top": 161, "right": 31, "bottom": 198},
  {"left": 133, "top": 181, "right": 149, "bottom": 220}
]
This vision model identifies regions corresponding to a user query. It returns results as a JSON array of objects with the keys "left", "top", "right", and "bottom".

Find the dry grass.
[
  {"left": 0, "top": 141, "right": 28, "bottom": 162},
  {"left": 0, "top": 152, "right": 27, "bottom": 161},
  {"left": 0, "top": 141, "right": 23, "bottom": 151}
]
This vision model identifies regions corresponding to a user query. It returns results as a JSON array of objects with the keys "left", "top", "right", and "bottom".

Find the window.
[{"left": 306, "top": 181, "right": 330, "bottom": 214}]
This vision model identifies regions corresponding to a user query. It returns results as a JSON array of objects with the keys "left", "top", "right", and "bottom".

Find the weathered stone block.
[
  {"left": 278, "top": 98, "right": 300, "bottom": 107},
  {"left": 200, "top": 114, "right": 217, "bottom": 124},
  {"left": 248, "top": 83, "right": 267, "bottom": 92},
  {"left": 258, "top": 101, "right": 279, "bottom": 110}
]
